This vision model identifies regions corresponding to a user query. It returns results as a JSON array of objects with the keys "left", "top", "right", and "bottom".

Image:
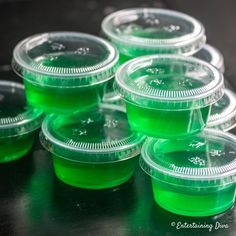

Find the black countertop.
[{"left": 1, "top": 1, "right": 236, "bottom": 235}]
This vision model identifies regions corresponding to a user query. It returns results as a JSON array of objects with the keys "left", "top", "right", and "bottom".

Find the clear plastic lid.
[
  {"left": 140, "top": 129, "right": 236, "bottom": 188},
  {"left": 0, "top": 80, "right": 44, "bottom": 137},
  {"left": 193, "top": 44, "right": 225, "bottom": 73},
  {"left": 40, "top": 104, "right": 145, "bottom": 163},
  {"left": 12, "top": 32, "right": 119, "bottom": 87},
  {"left": 115, "top": 55, "right": 224, "bottom": 110},
  {"left": 207, "top": 89, "right": 236, "bottom": 131},
  {"left": 102, "top": 8, "right": 206, "bottom": 56}
]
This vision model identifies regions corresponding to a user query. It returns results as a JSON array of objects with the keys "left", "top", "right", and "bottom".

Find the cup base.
[
  {"left": 53, "top": 155, "right": 137, "bottom": 189},
  {"left": 152, "top": 180, "right": 236, "bottom": 217}
]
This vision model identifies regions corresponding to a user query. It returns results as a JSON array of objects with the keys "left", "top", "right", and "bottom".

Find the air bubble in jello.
[
  {"left": 140, "top": 129, "right": 236, "bottom": 217},
  {"left": 40, "top": 104, "right": 145, "bottom": 189},
  {"left": 115, "top": 55, "right": 224, "bottom": 138},
  {"left": 0, "top": 81, "right": 44, "bottom": 162},
  {"left": 102, "top": 8, "right": 206, "bottom": 64},
  {"left": 12, "top": 32, "right": 119, "bottom": 114}
]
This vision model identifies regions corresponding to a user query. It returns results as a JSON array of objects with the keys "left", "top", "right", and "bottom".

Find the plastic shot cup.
[
  {"left": 140, "top": 129, "right": 236, "bottom": 217},
  {"left": 40, "top": 104, "right": 145, "bottom": 189},
  {"left": 12, "top": 32, "right": 119, "bottom": 114},
  {"left": 193, "top": 44, "right": 225, "bottom": 73},
  {"left": 0, "top": 81, "right": 44, "bottom": 163},
  {"left": 115, "top": 55, "right": 224, "bottom": 138},
  {"left": 207, "top": 89, "right": 236, "bottom": 131},
  {"left": 102, "top": 8, "right": 206, "bottom": 64}
]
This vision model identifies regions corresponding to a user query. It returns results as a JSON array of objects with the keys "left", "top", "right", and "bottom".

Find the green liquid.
[
  {"left": 152, "top": 180, "right": 236, "bottom": 217},
  {"left": 119, "top": 53, "right": 134, "bottom": 64},
  {"left": 53, "top": 155, "right": 138, "bottom": 189},
  {"left": 146, "top": 137, "right": 236, "bottom": 216},
  {"left": 126, "top": 102, "right": 209, "bottom": 138},
  {"left": 0, "top": 133, "right": 34, "bottom": 163},
  {"left": 24, "top": 54, "right": 107, "bottom": 114},
  {"left": 124, "top": 70, "right": 211, "bottom": 138}
]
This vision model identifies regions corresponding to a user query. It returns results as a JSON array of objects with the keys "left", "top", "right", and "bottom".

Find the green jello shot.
[
  {"left": 140, "top": 129, "right": 236, "bottom": 217},
  {"left": 102, "top": 8, "right": 206, "bottom": 64},
  {"left": 40, "top": 104, "right": 145, "bottom": 189},
  {"left": 207, "top": 89, "right": 236, "bottom": 131},
  {"left": 0, "top": 81, "right": 44, "bottom": 163},
  {"left": 193, "top": 44, "right": 225, "bottom": 73},
  {"left": 115, "top": 55, "right": 224, "bottom": 138},
  {"left": 12, "top": 32, "right": 119, "bottom": 114}
]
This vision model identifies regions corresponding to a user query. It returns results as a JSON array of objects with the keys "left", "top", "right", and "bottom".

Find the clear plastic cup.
[
  {"left": 207, "top": 89, "right": 236, "bottom": 131},
  {"left": 140, "top": 129, "right": 236, "bottom": 217},
  {"left": 0, "top": 81, "right": 44, "bottom": 162},
  {"left": 12, "top": 32, "right": 119, "bottom": 114},
  {"left": 102, "top": 8, "right": 206, "bottom": 64},
  {"left": 40, "top": 104, "right": 145, "bottom": 189},
  {"left": 193, "top": 44, "right": 225, "bottom": 73},
  {"left": 115, "top": 55, "right": 224, "bottom": 138}
]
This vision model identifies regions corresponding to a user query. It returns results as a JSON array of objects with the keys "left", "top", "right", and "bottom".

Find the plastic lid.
[
  {"left": 140, "top": 129, "right": 236, "bottom": 188},
  {"left": 0, "top": 80, "right": 44, "bottom": 137},
  {"left": 207, "top": 89, "right": 236, "bottom": 131},
  {"left": 193, "top": 44, "right": 225, "bottom": 73},
  {"left": 12, "top": 32, "right": 119, "bottom": 87},
  {"left": 115, "top": 55, "right": 224, "bottom": 110},
  {"left": 40, "top": 104, "right": 145, "bottom": 163},
  {"left": 102, "top": 8, "right": 206, "bottom": 56}
]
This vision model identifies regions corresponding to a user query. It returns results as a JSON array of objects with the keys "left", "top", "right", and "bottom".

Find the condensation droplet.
[
  {"left": 188, "top": 156, "right": 206, "bottom": 166},
  {"left": 81, "top": 117, "right": 94, "bottom": 125},
  {"left": 145, "top": 17, "right": 160, "bottom": 26},
  {"left": 189, "top": 141, "right": 205, "bottom": 148},
  {"left": 178, "top": 79, "right": 193, "bottom": 88},
  {"left": 150, "top": 79, "right": 164, "bottom": 86},
  {"left": 48, "top": 55, "right": 58, "bottom": 61},
  {"left": 72, "top": 128, "right": 87, "bottom": 136},
  {"left": 163, "top": 24, "right": 180, "bottom": 32},
  {"left": 104, "top": 119, "right": 118, "bottom": 128},
  {"left": 75, "top": 47, "right": 90, "bottom": 55},
  {"left": 117, "top": 24, "right": 142, "bottom": 35},
  {"left": 51, "top": 42, "right": 66, "bottom": 51},
  {"left": 209, "top": 150, "right": 225, "bottom": 157},
  {"left": 146, "top": 68, "right": 165, "bottom": 75}
]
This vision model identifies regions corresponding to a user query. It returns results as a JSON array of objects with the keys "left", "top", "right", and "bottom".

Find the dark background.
[{"left": 1, "top": 0, "right": 236, "bottom": 235}]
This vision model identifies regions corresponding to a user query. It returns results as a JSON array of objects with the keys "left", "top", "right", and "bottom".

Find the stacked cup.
[
  {"left": 1, "top": 7, "right": 236, "bottom": 218},
  {"left": 102, "top": 8, "right": 236, "bottom": 217}
]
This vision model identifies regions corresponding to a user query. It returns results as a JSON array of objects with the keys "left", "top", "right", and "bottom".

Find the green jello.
[
  {"left": 0, "top": 81, "right": 44, "bottom": 162},
  {"left": 40, "top": 104, "right": 145, "bottom": 189},
  {"left": 53, "top": 155, "right": 138, "bottom": 189},
  {"left": 13, "top": 32, "right": 118, "bottom": 114},
  {"left": 140, "top": 129, "right": 236, "bottom": 216},
  {"left": 152, "top": 180, "right": 236, "bottom": 217},
  {"left": 115, "top": 55, "right": 224, "bottom": 138},
  {"left": 24, "top": 79, "right": 106, "bottom": 114},
  {"left": 126, "top": 102, "right": 209, "bottom": 138},
  {"left": 0, "top": 133, "right": 34, "bottom": 163},
  {"left": 102, "top": 8, "right": 206, "bottom": 63}
]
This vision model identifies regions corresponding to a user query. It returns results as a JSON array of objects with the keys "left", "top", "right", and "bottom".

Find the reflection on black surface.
[
  {"left": 0, "top": 151, "right": 34, "bottom": 199},
  {"left": 52, "top": 176, "right": 137, "bottom": 219}
]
